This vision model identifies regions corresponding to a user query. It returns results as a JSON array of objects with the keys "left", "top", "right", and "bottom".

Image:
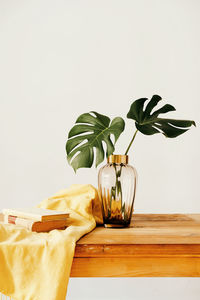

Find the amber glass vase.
[{"left": 98, "top": 154, "right": 137, "bottom": 228}]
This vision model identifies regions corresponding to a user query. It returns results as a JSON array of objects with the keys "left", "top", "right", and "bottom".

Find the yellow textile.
[{"left": 0, "top": 184, "right": 102, "bottom": 300}]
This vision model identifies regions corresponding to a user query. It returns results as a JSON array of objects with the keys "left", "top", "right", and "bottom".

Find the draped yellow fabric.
[{"left": 0, "top": 184, "right": 103, "bottom": 300}]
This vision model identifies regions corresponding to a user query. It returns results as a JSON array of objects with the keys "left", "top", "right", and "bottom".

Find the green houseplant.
[{"left": 66, "top": 95, "right": 195, "bottom": 227}]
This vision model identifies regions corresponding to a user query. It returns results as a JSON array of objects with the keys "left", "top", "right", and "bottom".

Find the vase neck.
[{"left": 107, "top": 154, "right": 128, "bottom": 164}]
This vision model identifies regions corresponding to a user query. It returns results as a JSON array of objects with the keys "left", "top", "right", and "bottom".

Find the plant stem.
[{"left": 124, "top": 129, "right": 138, "bottom": 155}]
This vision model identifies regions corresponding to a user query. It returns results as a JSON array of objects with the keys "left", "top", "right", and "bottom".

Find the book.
[
  {"left": 0, "top": 213, "right": 68, "bottom": 232},
  {"left": 2, "top": 207, "right": 69, "bottom": 222}
]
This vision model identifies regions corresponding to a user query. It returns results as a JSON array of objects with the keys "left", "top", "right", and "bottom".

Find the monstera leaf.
[
  {"left": 127, "top": 95, "right": 196, "bottom": 137},
  {"left": 66, "top": 112, "right": 125, "bottom": 171}
]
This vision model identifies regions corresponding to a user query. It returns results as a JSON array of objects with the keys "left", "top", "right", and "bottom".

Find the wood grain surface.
[{"left": 70, "top": 214, "right": 200, "bottom": 277}]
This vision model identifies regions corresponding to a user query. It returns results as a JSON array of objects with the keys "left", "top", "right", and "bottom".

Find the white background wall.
[{"left": 0, "top": 0, "right": 199, "bottom": 299}]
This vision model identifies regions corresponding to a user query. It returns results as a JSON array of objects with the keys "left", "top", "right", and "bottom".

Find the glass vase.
[{"left": 98, "top": 154, "right": 137, "bottom": 228}]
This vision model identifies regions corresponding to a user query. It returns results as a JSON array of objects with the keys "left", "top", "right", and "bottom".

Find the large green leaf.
[
  {"left": 127, "top": 95, "right": 196, "bottom": 137},
  {"left": 66, "top": 111, "right": 125, "bottom": 171}
]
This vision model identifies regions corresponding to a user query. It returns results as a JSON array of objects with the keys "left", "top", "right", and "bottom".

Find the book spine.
[
  {"left": 4, "top": 215, "right": 34, "bottom": 230},
  {"left": 2, "top": 209, "right": 41, "bottom": 221}
]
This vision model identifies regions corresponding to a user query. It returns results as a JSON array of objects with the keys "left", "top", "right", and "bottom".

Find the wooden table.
[{"left": 70, "top": 214, "right": 200, "bottom": 277}]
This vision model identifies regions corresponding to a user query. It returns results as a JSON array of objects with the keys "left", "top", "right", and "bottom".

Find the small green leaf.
[
  {"left": 127, "top": 95, "right": 195, "bottom": 138},
  {"left": 66, "top": 112, "right": 125, "bottom": 171},
  {"left": 127, "top": 98, "right": 147, "bottom": 123}
]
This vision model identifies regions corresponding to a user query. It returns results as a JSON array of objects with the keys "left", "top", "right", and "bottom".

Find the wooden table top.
[
  {"left": 77, "top": 214, "right": 200, "bottom": 245},
  {"left": 71, "top": 214, "right": 200, "bottom": 277},
  {"left": 74, "top": 214, "right": 200, "bottom": 257}
]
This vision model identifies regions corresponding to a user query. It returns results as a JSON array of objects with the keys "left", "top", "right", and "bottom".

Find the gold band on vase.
[{"left": 107, "top": 154, "right": 128, "bottom": 164}]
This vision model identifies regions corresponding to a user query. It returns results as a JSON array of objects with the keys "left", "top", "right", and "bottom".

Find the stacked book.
[{"left": 0, "top": 208, "right": 70, "bottom": 232}]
